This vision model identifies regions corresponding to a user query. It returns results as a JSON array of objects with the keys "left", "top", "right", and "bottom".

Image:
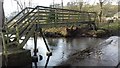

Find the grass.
[{"left": 100, "top": 22, "right": 120, "bottom": 31}]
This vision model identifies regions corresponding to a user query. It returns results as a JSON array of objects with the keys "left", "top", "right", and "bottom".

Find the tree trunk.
[
  {"left": 0, "top": 0, "right": 4, "bottom": 67},
  {"left": 0, "top": 0, "right": 4, "bottom": 28}
]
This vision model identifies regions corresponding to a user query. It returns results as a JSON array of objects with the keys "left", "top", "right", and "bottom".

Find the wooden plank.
[{"left": 38, "top": 21, "right": 94, "bottom": 28}]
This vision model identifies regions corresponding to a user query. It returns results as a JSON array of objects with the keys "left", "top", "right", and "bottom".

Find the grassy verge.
[
  {"left": 99, "top": 22, "right": 120, "bottom": 36},
  {"left": 100, "top": 22, "right": 120, "bottom": 30}
]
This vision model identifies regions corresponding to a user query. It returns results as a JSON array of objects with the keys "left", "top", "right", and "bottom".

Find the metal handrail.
[
  {"left": 6, "top": 6, "right": 96, "bottom": 29},
  {"left": 18, "top": 11, "right": 39, "bottom": 48},
  {"left": 9, "top": 9, "right": 38, "bottom": 37},
  {"left": 8, "top": 6, "right": 38, "bottom": 29},
  {"left": 19, "top": 12, "right": 38, "bottom": 37},
  {"left": 37, "top": 6, "right": 96, "bottom": 13},
  {"left": 7, "top": 7, "right": 35, "bottom": 24}
]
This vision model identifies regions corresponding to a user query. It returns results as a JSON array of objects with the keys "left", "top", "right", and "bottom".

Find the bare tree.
[
  {"left": 78, "top": 0, "right": 83, "bottom": 11},
  {"left": 99, "top": 0, "right": 109, "bottom": 23},
  {"left": 0, "top": 0, "right": 4, "bottom": 28},
  {"left": 14, "top": 0, "right": 33, "bottom": 11},
  {"left": 14, "top": 0, "right": 23, "bottom": 11},
  {"left": 29, "top": 0, "right": 32, "bottom": 7}
]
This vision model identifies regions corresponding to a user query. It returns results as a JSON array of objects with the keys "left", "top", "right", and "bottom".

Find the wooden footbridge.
[{"left": 2, "top": 6, "right": 97, "bottom": 67}]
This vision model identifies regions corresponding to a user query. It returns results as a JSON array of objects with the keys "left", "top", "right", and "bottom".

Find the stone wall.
[{"left": 2, "top": 50, "right": 32, "bottom": 68}]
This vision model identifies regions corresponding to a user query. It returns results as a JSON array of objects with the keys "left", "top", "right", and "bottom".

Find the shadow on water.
[{"left": 23, "top": 36, "right": 119, "bottom": 68}]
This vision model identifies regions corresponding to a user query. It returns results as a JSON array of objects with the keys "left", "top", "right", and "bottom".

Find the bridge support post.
[{"left": 32, "top": 24, "right": 38, "bottom": 68}]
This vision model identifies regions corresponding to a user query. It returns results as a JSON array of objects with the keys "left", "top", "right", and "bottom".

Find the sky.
[
  {"left": 3, "top": 0, "right": 71, "bottom": 16},
  {"left": 3, "top": 0, "right": 118, "bottom": 16}
]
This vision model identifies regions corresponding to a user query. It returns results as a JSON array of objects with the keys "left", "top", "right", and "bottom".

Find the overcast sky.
[
  {"left": 3, "top": 0, "right": 118, "bottom": 16},
  {"left": 4, "top": 0, "right": 71, "bottom": 16}
]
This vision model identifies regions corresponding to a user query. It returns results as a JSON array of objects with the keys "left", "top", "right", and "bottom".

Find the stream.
[{"left": 23, "top": 36, "right": 119, "bottom": 67}]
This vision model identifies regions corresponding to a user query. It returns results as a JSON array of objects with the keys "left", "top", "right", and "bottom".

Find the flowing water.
[{"left": 23, "top": 36, "right": 119, "bottom": 67}]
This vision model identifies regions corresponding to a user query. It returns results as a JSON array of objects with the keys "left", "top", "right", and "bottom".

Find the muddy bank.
[
  {"left": 42, "top": 22, "right": 120, "bottom": 38},
  {"left": 109, "top": 28, "right": 120, "bottom": 36},
  {"left": 43, "top": 27, "right": 110, "bottom": 38}
]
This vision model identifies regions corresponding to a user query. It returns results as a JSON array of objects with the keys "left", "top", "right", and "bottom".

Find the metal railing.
[
  {"left": 2, "top": 6, "right": 97, "bottom": 67},
  {"left": 3, "top": 6, "right": 97, "bottom": 50}
]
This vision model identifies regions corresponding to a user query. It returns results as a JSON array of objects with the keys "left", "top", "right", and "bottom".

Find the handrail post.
[
  {"left": 15, "top": 24, "right": 20, "bottom": 48},
  {"left": 69, "top": 11, "right": 70, "bottom": 22},
  {"left": 55, "top": 9, "right": 57, "bottom": 23},
  {"left": 33, "top": 24, "right": 38, "bottom": 68},
  {"left": 5, "top": 25, "right": 9, "bottom": 48},
  {"left": 88, "top": 13, "right": 92, "bottom": 21},
  {"left": 34, "top": 24, "right": 37, "bottom": 56},
  {"left": 2, "top": 30, "right": 8, "bottom": 66}
]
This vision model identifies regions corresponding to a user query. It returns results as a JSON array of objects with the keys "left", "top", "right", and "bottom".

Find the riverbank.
[
  {"left": 100, "top": 22, "right": 120, "bottom": 36},
  {"left": 43, "top": 22, "right": 120, "bottom": 38}
]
